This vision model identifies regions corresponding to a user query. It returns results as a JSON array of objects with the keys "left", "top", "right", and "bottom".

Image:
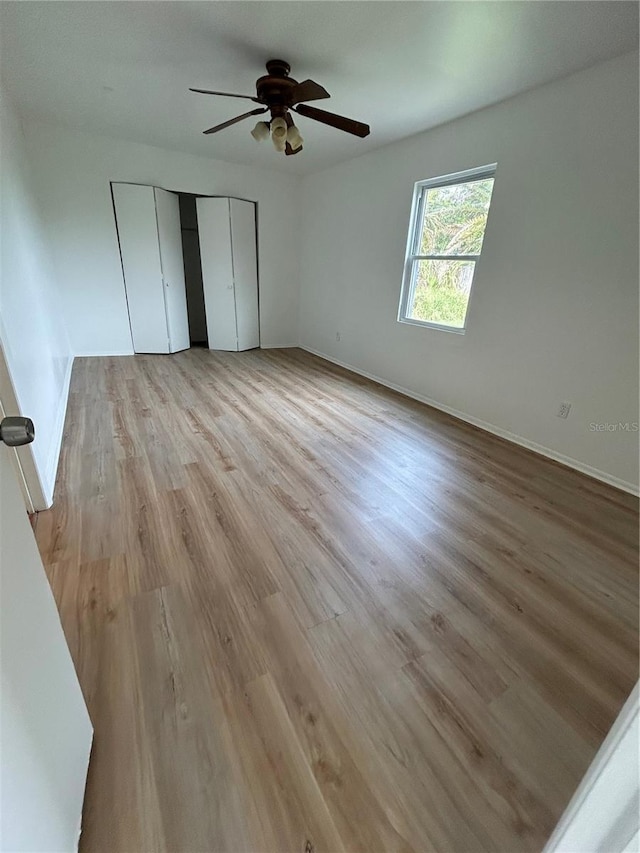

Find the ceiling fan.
[{"left": 190, "top": 59, "right": 370, "bottom": 156}]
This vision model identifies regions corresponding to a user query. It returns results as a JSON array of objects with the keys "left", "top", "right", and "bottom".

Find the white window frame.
[{"left": 398, "top": 163, "right": 497, "bottom": 334}]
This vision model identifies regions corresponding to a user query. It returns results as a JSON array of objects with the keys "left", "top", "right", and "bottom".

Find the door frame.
[{"left": 0, "top": 340, "right": 47, "bottom": 512}]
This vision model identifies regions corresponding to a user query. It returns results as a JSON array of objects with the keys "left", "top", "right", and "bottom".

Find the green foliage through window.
[
  {"left": 402, "top": 172, "right": 495, "bottom": 329},
  {"left": 412, "top": 259, "right": 475, "bottom": 327},
  {"left": 419, "top": 179, "right": 493, "bottom": 256}
]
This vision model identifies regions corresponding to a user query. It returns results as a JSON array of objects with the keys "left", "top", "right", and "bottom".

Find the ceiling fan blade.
[
  {"left": 190, "top": 88, "right": 261, "bottom": 103},
  {"left": 289, "top": 79, "right": 330, "bottom": 105},
  {"left": 294, "top": 103, "right": 370, "bottom": 138},
  {"left": 203, "top": 107, "right": 267, "bottom": 135},
  {"left": 285, "top": 142, "right": 303, "bottom": 156}
]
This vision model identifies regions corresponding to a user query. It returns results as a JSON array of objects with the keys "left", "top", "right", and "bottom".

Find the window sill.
[{"left": 398, "top": 317, "right": 467, "bottom": 335}]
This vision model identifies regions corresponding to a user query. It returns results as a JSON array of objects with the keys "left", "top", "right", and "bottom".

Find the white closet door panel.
[
  {"left": 230, "top": 199, "right": 260, "bottom": 351},
  {"left": 196, "top": 197, "right": 238, "bottom": 351},
  {"left": 154, "top": 188, "right": 190, "bottom": 353},
  {"left": 112, "top": 183, "right": 169, "bottom": 353}
]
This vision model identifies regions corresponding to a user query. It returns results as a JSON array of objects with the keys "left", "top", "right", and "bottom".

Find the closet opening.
[
  {"left": 178, "top": 194, "right": 208, "bottom": 348},
  {"left": 112, "top": 182, "right": 260, "bottom": 354}
]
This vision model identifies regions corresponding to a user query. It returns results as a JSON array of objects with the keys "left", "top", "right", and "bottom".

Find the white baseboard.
[
  {"left": 74, "top": 350, "right": 134, "bottom": 358},
  {"left": 260, "top": 342, "right": 300, "bottom": 350},
  {"left": 42, "top": 355, "right": 75, "bottom": 506},
  {"left": 76, "top": 347, "right": 300, "bottom": 356},
  {"left": 300, "top": 346, "right": 639, "bottom": 497}
]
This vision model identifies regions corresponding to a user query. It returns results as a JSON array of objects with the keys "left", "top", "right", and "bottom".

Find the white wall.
[
  {"left": 21, "top": 120, "right": 301, "bottom": 355},
  {"left": 0, "top": 86, "right": 73, "bottom": 506},
  {"left": 298, "top": 52, "right": 639, "bottom": 492}
]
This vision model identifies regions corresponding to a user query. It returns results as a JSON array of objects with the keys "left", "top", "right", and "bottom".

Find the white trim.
[
  {"left": 412, "top": 254, "right": 481, "bottom": 262},
  {"left": 300, "top": 346, "right": 640, "bottom": 497},
  {"left": 0, "top": 394, "right": 34, "bottom": 513},
  {"left": 42, "top": 356, "right": 74, "bottom": 506},
  {"left": 15, "top": 446, "right": 48, "bottom": 512},
  {"left": 74, "top": 346, "right": 301, "bottom": 355},
  {"left": 413, "top": 163, "right": 498, "bottom": 193},
  {"left": 398, "top": 316, "right": 466, "bottom": 335},
  {"left": 10, "top": 448, "right": 35, "bottom": 514},
  {"left": 544, "top": 683, "right": 639, "bottom": 853},
  {"left": 73, "top": 350, "right": 134, "bottom": 358},
  {"left": 0, "top": 338, "right": 49, "bottom": 511}
]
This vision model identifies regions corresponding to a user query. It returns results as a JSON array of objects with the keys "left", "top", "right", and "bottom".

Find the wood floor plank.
[
  {"left": 79, "top": 582, "right": 164, "bottom": 853},
  {"left": 127, "top": 585, "right": 254, "bottom": 853},
  {"left": 307, "top": 609, "right": 519, "bottom": 852},
  {"left": 224, "top": 672, "right": 346, "bottom": 853},
  {"left": 400, "top": 653, "right": 562, "bottom": 845},
  {"left": 247, "top": 592, "right": 415, "bottom": 852},
  {"left": 34, "top": 347, "right": 638, "bottom": 852}
]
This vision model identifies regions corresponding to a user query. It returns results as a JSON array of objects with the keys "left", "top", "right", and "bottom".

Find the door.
[
  {"left": 230, "top": 199, "right": 260, "bottom": 351},
  {"left": 0, "top": 443, "right": 93, "bottom": 851},
  {"left": 112, "top": 183, "right": 169, "bottom": 353},
  {"left": 154, "top": 188, "right": 190, "bottom": 353},
  {"left": 544, "top": 682, "right": 639, "bottom": 852},
  {"left": 196, "top": 197, "right": 238, "bottom": 351}
]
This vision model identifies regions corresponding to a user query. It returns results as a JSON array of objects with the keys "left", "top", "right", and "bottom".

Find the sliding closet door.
[
  {"left": 154, "top": 188, "right": 190, "bottom": 353},
  {"left": 230, "top": 199, "right": 259, "bottom": 351},
  {"left": 196, "top": 197, "right": 238, "bottom": 351},
  {"left": 112, "top": 183, "right": 169, "bottom": 353}
]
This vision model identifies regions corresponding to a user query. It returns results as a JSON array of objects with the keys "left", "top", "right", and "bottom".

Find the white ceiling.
[{"left": 1, "top": 1, "right": 638, "bottom": 175}]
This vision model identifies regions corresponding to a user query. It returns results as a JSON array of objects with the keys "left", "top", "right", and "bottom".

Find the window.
[{"left": 398, "top": 165, "right": 496, "bottom": 333}]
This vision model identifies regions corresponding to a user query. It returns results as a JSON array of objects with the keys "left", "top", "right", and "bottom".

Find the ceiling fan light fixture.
[
  {"left": 250, "top": 120, "right": 270, "bottom": 142},
  {"left": 191, "top": 60, "right": 371, "bottom": 154},
  {"left": 286, "top": 123, "right": 303, "bottom": 150},
  {"left": 270, "top": 116, "right": 288, "bottom": 144}
]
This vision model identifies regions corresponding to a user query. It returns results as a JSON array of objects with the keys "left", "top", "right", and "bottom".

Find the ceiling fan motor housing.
[
  {"left": 256, "top": 59, "right": 298, "bottom": 117},
  {"left": 265, "top": 59, "right": 291, "bottom": 77}
]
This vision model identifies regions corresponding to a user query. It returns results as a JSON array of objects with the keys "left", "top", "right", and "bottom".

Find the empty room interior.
[{"left": 1, "top": 2, "right": 639, "bottom": 851}]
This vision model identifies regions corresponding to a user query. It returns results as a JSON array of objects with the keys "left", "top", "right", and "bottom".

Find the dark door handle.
[{"left": 0, "top": 416, "right": 35, "bottom": 446}]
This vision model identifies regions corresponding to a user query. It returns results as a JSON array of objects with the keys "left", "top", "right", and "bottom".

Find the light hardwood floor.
[{"left": 36, "top": 348, "right": 638, "bottom": 853}]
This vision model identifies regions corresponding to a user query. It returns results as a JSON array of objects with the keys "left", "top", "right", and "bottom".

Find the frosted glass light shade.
[
  {"left": 270, "top": 117, "right": 287, "bottom": 143},
  {"left": 286, "top": 124, "right": 303, "bottom": 150},
  {"left": 250, "top": 121, "right": 270, "bottom": 142}
]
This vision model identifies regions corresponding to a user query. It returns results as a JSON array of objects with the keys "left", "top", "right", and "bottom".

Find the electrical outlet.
[
  {"left": 336, "top": 332, "right": 341, "bottom": 342},
  {"left": 557, "top": 401, "right": 572, "bottom": 419}
]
